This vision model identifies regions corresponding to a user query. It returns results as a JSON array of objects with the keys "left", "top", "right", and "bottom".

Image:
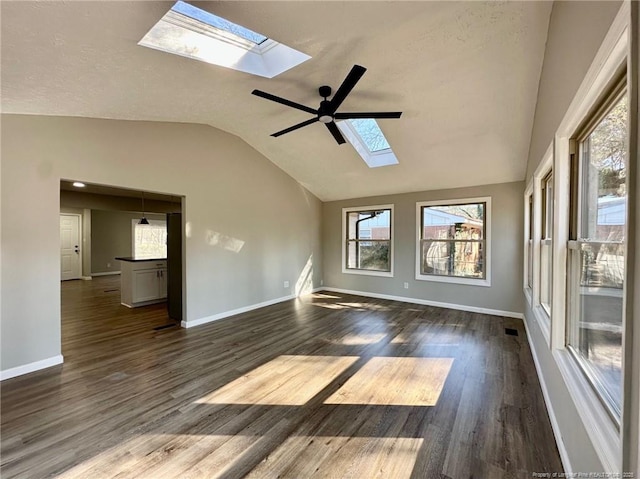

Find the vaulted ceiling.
[{"left": 1, "top": 1, "right": 552, "bottom": 201}]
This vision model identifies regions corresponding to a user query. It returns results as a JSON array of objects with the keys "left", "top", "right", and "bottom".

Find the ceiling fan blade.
[
  {"left": 271, "top": 118, "right": 319, "bottom": 137},
  {"left": 325, "top": 122, "right": 346, "bottom": 145},
  {"left": 329, "top": 65, "right": 366, "bottom": 113},
  {"left": 252, "top": 89, "right": 317, "bottom": 115},
  {"left": 335, "top": 112, "right": 403, "bottom": 119}
]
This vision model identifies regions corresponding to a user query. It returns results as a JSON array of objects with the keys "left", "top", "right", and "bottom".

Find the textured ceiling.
[{"left": 1, "top": 1, "right": 551, "bottom": 201}]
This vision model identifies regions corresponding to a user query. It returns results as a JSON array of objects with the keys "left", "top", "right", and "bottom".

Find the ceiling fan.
[{"left": 251, "top": 65, "right": 402, "bottom": 145}]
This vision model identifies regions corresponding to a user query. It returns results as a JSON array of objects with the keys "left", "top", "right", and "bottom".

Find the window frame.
[
  {"left": 524, "top": 181, "right": 534, "bottom": 306},
  {"left": 341, "top": 204, "right": 394, "bottom": 278},
  {"left": 527, "top": 143, "right": 553, "bottom": 344},
  {"left": 415, "top": 196, "right": 491, "bottom": 287},
  {"left": 566, "top": 77, "right": 628, "bottom": 423},
  {"left": 540, "top": 168, "right": 554, "bottom": 317}
]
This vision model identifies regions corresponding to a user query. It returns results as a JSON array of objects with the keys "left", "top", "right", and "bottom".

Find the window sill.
[
  {"left": 524, "top": 287, "right": 533, "bottom": 307},
  {"left": 553, "top": 348, "right": 620, "bottom": 472},
  {"left": 342, "top": 268, "right": 393, "bottom": 278},
  {"left": 531, "top": 304, "right": 551, "bottom": 347},
  {"left": 415, "top": 273, "right": 490, "bottom": 287}
]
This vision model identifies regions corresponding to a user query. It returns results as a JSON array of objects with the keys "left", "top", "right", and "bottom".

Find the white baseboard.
[
  {"left": 182, "top": 294, "right": 295, "bottom": 328},
  {"left": 81, "top": 276, "right": 93, "bottom": 281},
  {"left": 91, "top": 271, "right": 121, "bottom": 277},
  {"left": 1, "top": 355, "right": 64, "bottom": 381},
  {"left": 320, "top": 287, "right": 524, "bottom": 319},
  {"left": 522, "top": 315, "right": 572, "bottom": 473}
]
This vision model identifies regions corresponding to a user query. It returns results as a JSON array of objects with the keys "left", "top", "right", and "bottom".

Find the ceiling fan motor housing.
[{"left": 318, "top": 99, "right": 334, "bottom": 123}]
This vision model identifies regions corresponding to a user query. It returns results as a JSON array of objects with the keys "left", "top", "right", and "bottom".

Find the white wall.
[
  {"left": 1, "top": 115, "right": 322, "bottom": 373},
  {"left": 322, "top": 181, "right": 524, "bottom": 316}
]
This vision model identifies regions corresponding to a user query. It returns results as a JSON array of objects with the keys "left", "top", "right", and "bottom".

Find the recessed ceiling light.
[{"left": 72, "top": 182, "right": 86, "bottom": 188}]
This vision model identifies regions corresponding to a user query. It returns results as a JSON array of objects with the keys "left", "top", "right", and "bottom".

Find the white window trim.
[
  {"left": 530, "top": 143, "right": 554, "bottom": 346},
  {"left": 550, "top": 2, "right": 629, "bottom": 472},
  {"left": 341, "top": 204, "right": 394, "bottom": 278},
  {"left": 523, "top": 180, "right": 534, "bottom": 307},
  {"left": 415, "top": 196, "right": 491, "bottom": 287}
]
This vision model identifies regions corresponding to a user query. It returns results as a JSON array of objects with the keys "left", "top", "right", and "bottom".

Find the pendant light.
[{"left": 139, "top": 192, "right": 150, "bottom": 225}]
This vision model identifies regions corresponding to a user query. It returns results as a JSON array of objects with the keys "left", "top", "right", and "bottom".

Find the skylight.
[
  {"left": 138, "top": 1, "right": 310, "bottom": 78},
  {"left": 349, "top": 119, "right": 391, "bottom": 152},
  {"left": 170, "top": 1, "right": 267, "bottom": 45},
  {"left": 337, "top": 119, "right": 399, "bottom": 168}
]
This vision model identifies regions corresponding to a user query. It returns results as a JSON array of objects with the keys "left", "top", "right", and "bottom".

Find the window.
[
  {"left": 336, "top": 120, "right": 398, "bottom": 168},
  {"left": 138, "top": 1, "right": 310, "bottom": 78},
  {"left": 342, "top": 205, "right": 393, "bottom": 277},
  {"left": 416, "top": 197, "right": 490, "bottom": 286},
  {"left": 540, "top": 171, "right": 553, "bottom": 315},
  {"left": 132, "top": 219, "right": 167, "bottom": 259},
  {"left": 567, "top": 81, "right": 627, "bottom": 419},
  {"left": 526, "top": 192, "right": 534, "bottom": 291}
]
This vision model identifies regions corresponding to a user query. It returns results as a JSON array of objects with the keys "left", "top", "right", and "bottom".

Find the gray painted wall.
[
  {"left": 1, "top": 115, "right": 323, "bottom": 372},
  {"left": 523, "top": 0, "right": 623, "bottom": 472},
  {"left": 526, "top": 1, "right": 622, "bottom": 180},
  {"left": 322, "top": 181, "right": 524, "bottom": 314},
  {"left": 91, "top": 210, "right": 165, "bottom": 274}
]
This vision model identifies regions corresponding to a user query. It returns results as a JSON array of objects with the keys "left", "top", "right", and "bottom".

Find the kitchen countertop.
[{"left": 115, "top": 257, "right": 167, "bottom": 262}]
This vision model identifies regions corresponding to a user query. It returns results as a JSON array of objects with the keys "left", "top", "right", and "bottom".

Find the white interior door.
[{"left": 60, "top": 214, "right": 81, "bottom": 280}]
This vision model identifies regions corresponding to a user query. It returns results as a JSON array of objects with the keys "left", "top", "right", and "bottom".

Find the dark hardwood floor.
[{"left": 1, "top": 276, "right": 562, "bottom": 478}]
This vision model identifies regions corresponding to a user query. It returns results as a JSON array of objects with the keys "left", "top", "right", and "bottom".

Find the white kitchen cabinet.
[{"left": 116, "top": 257, "right": 167, "bottom": 308}]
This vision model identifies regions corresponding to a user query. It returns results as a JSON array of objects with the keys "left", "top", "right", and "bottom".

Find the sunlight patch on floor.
[
  {"left": 311, "top": 293, "right": 342, "bottom": 299},
  {"left": 312, "top": 302, "right": 350, "bottom": 310},
  {"left": 54, "top": 433, "right": 237, "bottom": 479},
  {"left": 325, "top": 357, "right": 453, "bottom": 406},
  {"left": 328, "top": 332, "right": 388, "bottom": 345},
  {"left": 245, "top": 435, "right": 423, "bottom": 479},
  {"left": 196, "top": 355, "right": 359, "bottom": 405}
]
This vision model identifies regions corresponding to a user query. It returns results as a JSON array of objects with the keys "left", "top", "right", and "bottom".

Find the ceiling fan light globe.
[{"left": 319, "top": 115, "right": 333, "bottom": 124}]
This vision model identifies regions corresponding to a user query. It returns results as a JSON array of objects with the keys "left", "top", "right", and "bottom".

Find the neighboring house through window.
[
  {"left": 342, "top": 205, "right": 393, "bottom": 277},
  {"left": 416, "top": 197, "right": 491, "bottom": 286}
]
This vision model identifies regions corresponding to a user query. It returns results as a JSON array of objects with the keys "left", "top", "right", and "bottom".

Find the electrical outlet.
[
  {"left": 320, "top": 279, "right": 324, "bottom": 286},
  {"left": 404, "top": 282, "right": 409, "bottom": 289},
  {"left": 284, "top": 281, "right": 289, "bottom": 288},
  {"left": 107, "top": 262, "right": 111, "bottom": 268}
]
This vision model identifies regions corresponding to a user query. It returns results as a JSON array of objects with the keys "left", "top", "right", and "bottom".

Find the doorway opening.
[{"left": 59, "top": 179, "right": 185, "bottom": 363}]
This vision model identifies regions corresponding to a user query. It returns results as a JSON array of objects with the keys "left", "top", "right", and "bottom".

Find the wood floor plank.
[{"left": 0, "top": 276, "right": 563, "bottom": 478}]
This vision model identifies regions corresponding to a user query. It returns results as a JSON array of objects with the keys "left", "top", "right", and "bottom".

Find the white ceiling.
[{"left": 1, "top": 1, "right": 551, "bottom": 201}]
